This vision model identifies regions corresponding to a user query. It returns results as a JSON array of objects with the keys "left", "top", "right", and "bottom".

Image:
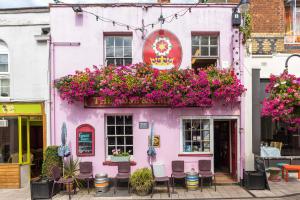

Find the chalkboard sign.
[{"left": 76, "top": 124, "right": 95, "bottom": 156}]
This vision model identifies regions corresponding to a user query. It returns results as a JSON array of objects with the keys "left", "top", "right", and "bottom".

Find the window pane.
[
  {"left": 106, "top": 58, "right": 115, "bottom": 66},
  {"left": 185, "top": 131, "right": 191, "bottom": 141},
  {"left": 115, "top": 58, "right": 123, "bottom": 66},
  {"left": 210, "top": 36, "right": 218, "bottom": 45},
  {"left": 106, "top": 47, "right": 114, "bottom": 57},
  {"left": 123, "top": 37, "right": 132, "bottom": 46},
  {"left": 184, "top": 120, "right": 191, "bottom": 130},
  {"left": 201, "top": 120, "right": 210, "bottom": 130},
  {"left": 107, "top": 116, "right": 115, "bottom": 125},
  {"left": 117, "top": 146, "right": 125, "bottom": 153},
  {"left": 192, "top": 141, "right": 201, "bottom": 152},
  {"left": 125, "top": 116, "right": 132, "bottom": 125},
  {"left": 192, "top": 36, "right": 199, "bottom": 45},
  {"left": 1, "top": 79, "right": 9, "bottom": 97},
  {"left": 0, "top": 64, "right": 8, "bottom": 72},
  {"left": 203, "top": 130, "right": 210, "bottom": 141},
  {"left": 108, "top": 137, "right": 115, "bottom": 145},
  {"left": 126, "top": 146, "right": 133, "bottom": 154},
  {"left": 201, "top": 36, "right": 209, "bottom": 45},
  {"left": 116, "top": 126, "right": 124, "bottom": 135},
  {"left": 0, "top": 117, "right": 19, "bottom": 163},
  {"left": 201, "top": 47, "right": 209, "bottom": 56},
  {"left": 210, "top": 47, "right": 218, "bottom": 56},
  {"left": 115, "top": 37, "right": 123, "bottom": 46},
  {"left": 117, "top": 136, "right": 124, "bottom": 145},
  {"left": 192, "top": 46, "right": 200, "bottom": 57},
  {"left": 107, "top": 126, "right": 115, "bottom": 135},
  {"left": 124, "top": 47, "right": 132, "bottom": 57},
  {"left": 108, "top": 146, "right": 115, "bottom": 155},
  {"left": 125, "top": 126, "right": 132, "bottom": 135},
  {"left": 125, "top": 136, "right": 133, "bottom": 145},
  {"left": 116, "top": 116, "right": 124, "bottom": 125},
  {"left": 192, "top": 120, "right": 200, "bottom": 130},
  {"left": 105, "top": 36, "right": 114, "bottom": 46},
  {"left": 0, "top": 54, "right": 8, "bottom": 64},
  {"left": 124, "top": 58, "right": 132, "bottom": 66},
  {"left": 115, "top": 47, "right": 123, "bottom": 57}
]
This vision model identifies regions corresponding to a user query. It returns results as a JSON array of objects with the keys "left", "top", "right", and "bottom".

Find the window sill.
[
  {"left": 178, "top": 153, "right": 213, "bottom": 157},
  {"left": 103, "top": 160, "right": 137, "bottom": 166}
]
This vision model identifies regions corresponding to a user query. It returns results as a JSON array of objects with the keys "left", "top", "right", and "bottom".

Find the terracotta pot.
[{"left": 65, "top": 183, "right": 73, "bottom": 193}]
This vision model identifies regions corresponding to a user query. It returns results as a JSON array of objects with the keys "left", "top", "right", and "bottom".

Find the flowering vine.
[
  {"left": 54, "top": 63, "right": 246, "bottom": 108},
  {"left": 261, "top": 70, "right": 300, "bottom": 131}
]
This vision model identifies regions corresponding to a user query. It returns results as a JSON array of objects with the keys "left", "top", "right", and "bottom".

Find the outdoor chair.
[
  {"left": 75, "top": 162, "right": 93, "bottom": 194},
  {"left": 51, "top": 166, "right": 75, "bottom": 200},
  {"left": 171, "top": 160, "right": 186, "bottom": 192},
  {"left": 198, "top": 160, "right": 216, "bottom": 192},
  {"left": 114, "top": 162, "right": 131, "bottom": 194},
  {"left": 151, "top": 163, "right": 170, "bottom": 198}
]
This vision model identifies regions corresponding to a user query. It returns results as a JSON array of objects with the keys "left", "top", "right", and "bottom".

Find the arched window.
[
  {"left": 76, "top": 124, "right": 95, "bottom": 156},
  {"left": 0, "top": 41, "right": 9, "bottom": 97}
]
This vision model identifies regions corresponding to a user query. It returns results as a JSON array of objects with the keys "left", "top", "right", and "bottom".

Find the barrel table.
[
  {"left": 186, "top": 171, "right": 199, "bottom": 191},
  {"left": 95, "top": 173, "right": 109, "bottom": 194}
]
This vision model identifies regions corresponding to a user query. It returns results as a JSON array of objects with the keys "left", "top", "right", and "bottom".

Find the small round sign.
[{"left": 143, "top": 29, "right": 182, "bottom": 70}]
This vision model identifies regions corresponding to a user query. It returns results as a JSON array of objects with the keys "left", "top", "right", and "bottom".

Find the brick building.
[{"left": 244, "top": 0, "right": 300, "bottom": 170}]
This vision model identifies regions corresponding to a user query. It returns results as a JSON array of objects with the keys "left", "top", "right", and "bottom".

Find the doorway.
[{"left": 214, "top": 119, "right": 238, "bottom": 182}]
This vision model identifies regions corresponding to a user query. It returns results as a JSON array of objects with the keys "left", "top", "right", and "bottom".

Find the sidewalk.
[{"left": 1, "top": 176, "right": 300, "bottom": 200}]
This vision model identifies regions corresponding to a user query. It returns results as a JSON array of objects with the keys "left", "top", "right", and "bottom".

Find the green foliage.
[
  {"left": 240, "top": 12, "right": 252, "bottom": 43},
  {"left": 64, "top": 156, "right": 81, "bottom": 187},
  {"left": 42, "top": 146, "right": 62, "bottom": 178},
  {"left": 130, "top": 168, "right": 153, "bottom": 195}
]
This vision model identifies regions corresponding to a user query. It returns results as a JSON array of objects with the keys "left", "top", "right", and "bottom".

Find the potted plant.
[
  {"left": 130, "top": 168, "right": 153, "bottom": 196},
  {"left": 30, "top": 146, "right": 62, "bottom": 200},
  {"left": 63, "top": 156, "right": 80, "bottom": 192},
  {"left": 111, "top": 149, "right": 131, "bottom": 162}
]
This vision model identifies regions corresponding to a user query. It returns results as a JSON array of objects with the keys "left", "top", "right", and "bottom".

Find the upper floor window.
[
  {"left": 0, "top": 41, "right": 9, "bottom": 97},
  {"left": 104, "top": 35, "right": 132, "bottom": 66},
  {"left": 285, "top": 0, "right": 300, "bottom": 43},
  {"left": 191, "top": 34, "right": 219, "bottom": 71}
]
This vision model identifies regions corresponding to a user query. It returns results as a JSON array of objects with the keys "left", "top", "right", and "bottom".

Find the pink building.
[{"left": 50, "top": 2, "right": 246, "bottom": 182}]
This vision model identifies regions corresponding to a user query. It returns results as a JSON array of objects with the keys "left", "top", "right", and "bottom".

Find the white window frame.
[
  {"left": 104, "top": 35, "right": 133, "bottom": 66},
  {"left": 105, "top": 114, "right": 133, "bottom": 159},
  {"left": 0, "top": 42, "right": 10, "bottom": 99},
  {"left": 180, "top": 116, "right": 214, "bottom": 154}
]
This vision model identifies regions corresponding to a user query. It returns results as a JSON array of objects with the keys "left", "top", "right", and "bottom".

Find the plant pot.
[
  {"left": 111, "top": 156, "right": 130, "bottom": 162},
  {"left": 30, "top": 178, "right": 60, "bottom": 200},
  {"left": 136, "top": 189, "right": 150, "bottom": 196},
  {"left": 65, "top": 183, "right": 74, "bottom": 193}
]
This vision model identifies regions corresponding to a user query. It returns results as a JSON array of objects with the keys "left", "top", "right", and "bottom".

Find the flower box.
[{"left": 111, "top": 156, "right": 130, "bottom": 162}]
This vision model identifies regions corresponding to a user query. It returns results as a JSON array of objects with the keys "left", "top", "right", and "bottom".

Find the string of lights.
[{"left": 69, "top": 1, "right": 205, "bottom": 35}]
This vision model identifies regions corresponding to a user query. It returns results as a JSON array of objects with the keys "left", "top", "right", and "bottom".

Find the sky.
[{"left": 0, "top": 0, "right": 199, "bottom": 9}]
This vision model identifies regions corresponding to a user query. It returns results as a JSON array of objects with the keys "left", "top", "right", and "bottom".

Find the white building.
[{"left": 0, "top": 7, "right": 49, "bottom": 188}]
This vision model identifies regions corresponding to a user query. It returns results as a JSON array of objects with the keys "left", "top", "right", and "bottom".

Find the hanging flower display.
[
  {"left": 54, "top": 63, "right": 246, "bottom": 108},
  {"left": 261, "top": 70, "right": 300, "bottom": 131}
]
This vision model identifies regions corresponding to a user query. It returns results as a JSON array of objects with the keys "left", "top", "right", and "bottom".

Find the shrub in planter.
[
  {"left": 42, "top": 146, "right": 63, "bottom": 178},
  {"left": 130, "top": 168, "right": 153, "bottom": 196},
  {"left": 63, "top": 156, "right": 80, "bottom": 192}
]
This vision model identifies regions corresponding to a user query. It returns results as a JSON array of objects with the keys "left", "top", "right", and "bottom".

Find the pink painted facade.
[{"left": 50, "top": 3, "right": 245, "bottom": 179}]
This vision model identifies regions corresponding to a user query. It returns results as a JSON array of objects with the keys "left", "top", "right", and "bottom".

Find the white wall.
[{"left": 0, "top": 9, "right": 51, "bottom": 145}]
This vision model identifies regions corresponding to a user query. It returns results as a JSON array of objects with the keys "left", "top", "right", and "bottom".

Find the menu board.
[{"left": 76, "top": 124, "right": 95, "bottom": 156}]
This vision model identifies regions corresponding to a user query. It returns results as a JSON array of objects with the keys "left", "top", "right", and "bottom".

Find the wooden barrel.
[
  {"left": 95, "top": 173, "right": 109, "bottom": 193},
  {"left": 186, "top": 171, "right": 199, "bottom": 191}
]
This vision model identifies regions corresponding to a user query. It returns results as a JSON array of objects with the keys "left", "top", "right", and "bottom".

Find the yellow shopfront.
[{"left": 0, "top": 103, "right": 46, "bottom": 188}]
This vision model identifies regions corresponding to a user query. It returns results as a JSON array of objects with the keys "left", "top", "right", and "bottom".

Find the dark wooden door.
[{"left": 231, "top": 120, "right": 238, "bottom": 180}]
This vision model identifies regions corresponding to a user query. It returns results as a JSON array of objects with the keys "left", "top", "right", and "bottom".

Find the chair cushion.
[
  {"left": 57, "top": 177, "right": 74, "bottom": 184},
  {"left": 199, "top": 171, "right": 213, "bottom": 177},
  {"left": 76, "top": 173, "right": 93, "bottom": 180},
  {"left": 155, "top": 176, "right": 169, "bottom": 182},
  {"left": 116, "top": 173, "right": 130, "bottom": 179},
  {"left": 171, "top": 172, "right": 186, "bottom": 178}
]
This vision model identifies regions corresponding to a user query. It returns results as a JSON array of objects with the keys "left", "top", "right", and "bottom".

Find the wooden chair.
[
  {"left": 51, "top": 166, "right": 75, "bottom": 200},
  {"left": 114, "top": 162, "right": 131, "bottom": 194},
  {"left": 198, "top": 160, "right": 216, "bottom": 192},
  {"left": 151, "top": 164, "right": 170, "bottom": 198},
  {"left": 171, "top": 160, "right": 186, "bottom": 192},
  {"left": 75, "top": 162, "right": 93, "bottom": 194}
]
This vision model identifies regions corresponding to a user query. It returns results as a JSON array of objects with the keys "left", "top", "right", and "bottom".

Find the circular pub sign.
[{"left": 143, "top": 29, "right": 182, "bottom": 70}]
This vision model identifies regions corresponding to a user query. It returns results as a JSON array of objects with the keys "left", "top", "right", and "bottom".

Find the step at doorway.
[{"left": 215, "top": 172, "right": 238, "bottom": 184}]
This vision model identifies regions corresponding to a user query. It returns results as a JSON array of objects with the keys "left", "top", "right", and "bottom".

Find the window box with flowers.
[{"left": 110, "top": 149, "right": 131, "bottom": 162}]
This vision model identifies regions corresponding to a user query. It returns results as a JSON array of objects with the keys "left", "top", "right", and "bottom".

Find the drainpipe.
[{"left": 50, "top": 41, "right": 80, "bottom": 145}]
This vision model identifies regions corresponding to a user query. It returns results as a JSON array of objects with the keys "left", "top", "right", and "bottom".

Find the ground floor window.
[
  {"left": 181, "top": 118, "right": 211, "bottom": 153},
  {"left": 106, "top": 115, "right": 133, "bottom": 156}
]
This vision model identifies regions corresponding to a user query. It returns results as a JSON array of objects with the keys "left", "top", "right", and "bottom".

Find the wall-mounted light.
[
  {"left": 232, "top": 0, "right": 250, "bottom": 27},
  {"left": 72, "top": 6, "right": 83, "bottom": 13}
]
